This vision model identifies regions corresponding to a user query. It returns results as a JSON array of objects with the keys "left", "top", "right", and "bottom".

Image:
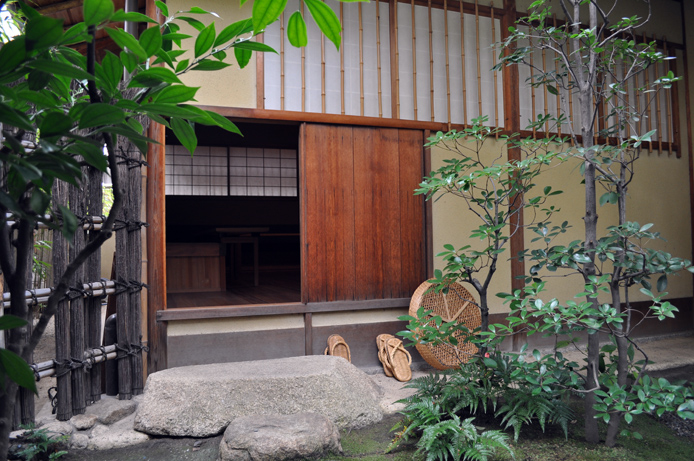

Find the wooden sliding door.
[{"left": 300, "top": 124, "right": 426, "bottom": 303}]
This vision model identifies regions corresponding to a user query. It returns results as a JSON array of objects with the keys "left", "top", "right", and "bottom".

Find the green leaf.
[
  {"left": 120, "top": 51, "right": 140, "bottom": 73},
  {"left": 203, "top": 110, "right": 242, "bottom": 135},
  {"left": 0, "top": 315, "right": 28, "bottom": 330},
  {"left": 154, "top": 85, "right": 200, "bottom": 104},
  {"left": 304, "top": 0, "right": 341, "bottom": 50},
  {"left": 170, "top": 118, "right": 197, "bottom": 155},
  {"left": 155, "top": 0, "right": 169, "bottom": 17},
  {"left": 234, "top": 47, "right": 252, "bottom": 69},
  {"left": 233, "top": 40, "right": 277, "bottom": 53},
  {"left": 656, "top": 275, "right": 668, "bottom": 292},
  {"left": 60, "top": 23, "right": 89, "bottom": 46},
  {"left": 58, "top": 205, "right": 78, "bottom": 241},
  {"left": 106, "top": 27, "right": 148, "bottom": 59},
  {"left": 129, "top": 67, "right": 182, "bottom": 87},
  {"left": 195, "top": 22, "right": 216, "bottom": 58},
  {"left": 0, "top": 102, "right": 34, "bottom": 131},
  {"left": 187, "top": 6, "right": 217, "bottom": 15},
  {"left": 139, "top": 26, "right": 163, "bottom": 58},
  {"left": 0, "top": 38, "right": 27, "bottom": 77},
  {"left": 25, "top": 15, "right": 64, "bottom": 50},
  {"left": 214, "top": 18, "right": 253, "bottom": 47},
  {"left": 252, "top": 0, "right": 287, "bottom": 33},
  {"left": 83, "top": 0, "right": 114, "bottom": 26},
  {"left": 179, "top": 16, "right": 206, "bottom": 32},
  {"left": 547, "top": 85, "right": 558, "bottom": 95},
  {"left": 0, "top": 349, "right": 37, "bottom": 395},
  {"left": 99, "top": 51, "right": 124, "bottom": 92},
  {"left": 66, "top": 142, "right": 108, "bottom": 171},
  {"left": 27, "top": 69, "right": 52, "bottom": 91},
  {"left": 111, "top": 10, "right": 158, "bottom": 23},
  {"left": 140, "top": 103, "right": 201, "bottom": 118},
  {"left": 26, "top": 59, "right": 93, "bottom": 81},
  {"left": 287, "top": 11, "right": 308, "bottom": 47},
  {"left": 39, "top": 112, "right": 73, "bottom": 137},
  {"left": 78, "top": 103, "right": 126, "bottom": 129},
  {"left": 99, "top": 125, "right": 153, "bottom": 154},
  {"left": 191, "top": 59, "right": 231, "bottom": 71}
]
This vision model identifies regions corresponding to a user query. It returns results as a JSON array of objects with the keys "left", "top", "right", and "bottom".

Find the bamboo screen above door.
[{"left": 301, "top": 124, "right": 426, "bottom": 303}]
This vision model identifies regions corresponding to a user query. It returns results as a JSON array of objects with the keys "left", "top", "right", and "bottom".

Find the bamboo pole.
[
  {"left": 376, "top": 0, "right": 383, "bottom": 117},
  {"left": 567, "top": 37, "right": 573, "bottom": 144},
  {"left": 301, "top": 0, "right": 306, "bottom": 112},
  {"left": 340, "top": 3, "right": 345, "bottom": 115},
  {"left": 411, "top": 0, "right": 418, "bottom": 120},
  {"left": 280, "top": 12, "right": 285, "bottom": 110},
  {"left": 541, "top": 34, "right": 548, "bottom": 133},
  {"left": 553, "top": 14, "right": 560, "bottom": 138},
  {"left": 644, "top": 33, "right": 653, "bottom": 154},
  {"left": 128, "top": 149, "right": 144, "bottom": 396},
  {"left": 492, "top": 2, "right": 498, "bottom": 136},
  {"left": 444, "top": 0, "right": 451, "bottom": 128},
  {"left": 530, "top": 34, "right": 536, "bottom": 137},
  {"left": 664, "top": 37, "right": 674, "bottom": 155},
  {"left": 359, "top": 2, "right": 364, "bottom": 116},
  {"left": 321, "top": 31, "right": 326, "bottom": 113},
  {"left": 2, "top": 280, "right": 117, "bottom": 305},
  {"left": 622, "top": 61, "right": 630, "bottom": 139},
  {"left": 655, "top": 37, "right": 663, "bottom": 155},
  {"left": 428, "top": 0, "right": 435, "bottom": 122},
  {"left": 115, "top": 156, "right": 132, "bottom": 400},
  {"left": 394, "top": 0, "right": 400, "bottom": 118},
  {"left": 475, "top": 0, "right": 482, "bottom": 118},
  {"left": 460, "top": 0, "right": 468, "bottom": 125}
]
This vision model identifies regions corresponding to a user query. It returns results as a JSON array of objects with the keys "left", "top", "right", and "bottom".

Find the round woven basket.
[{"left": 409, "top": 281, "right": 481, "bottom": 370}]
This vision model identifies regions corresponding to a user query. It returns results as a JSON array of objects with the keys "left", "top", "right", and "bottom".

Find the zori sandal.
[
  {"left": 324, "top": 334, "right": 351, "bottom": 363},
  {"left": 385, "top": 337, "right": 412, "bottom": 382},
  {"left": 376, "top": 334, "right": 395, "bottom": 377}
]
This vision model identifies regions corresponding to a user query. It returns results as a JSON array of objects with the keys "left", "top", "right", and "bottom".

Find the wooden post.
[
  {"left": 501, "top": 0, "right": 525, "bottom": 351},
  {"left": 146, "top": 0, "right": 168, "bottom": 375},
  {"left": 52, "top": 181, "right": 72, "bottom": 421},
  {"left": 129, "top": 149, "right": 144, "bottom": 395},
  {"left": 68, "top": 182, "right": 86, "bottom": 414},
  {"left": 115, "top": 155, "right": 132, "bottom": 400},
  {"left": 86, "top": 164, "right": 102, "bottom": 403}
]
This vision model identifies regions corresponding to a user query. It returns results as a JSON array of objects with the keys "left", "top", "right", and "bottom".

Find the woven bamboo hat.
[{"left": 409, "top": 281, "right": 481, "bottom": 370}]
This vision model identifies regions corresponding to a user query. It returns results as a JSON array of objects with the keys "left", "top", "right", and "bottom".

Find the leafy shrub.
[{"left": 9, "top": 425, "right": 68, "bottom": 461}]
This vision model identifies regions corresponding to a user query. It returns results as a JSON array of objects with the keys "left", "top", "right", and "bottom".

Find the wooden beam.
[
  {"left": 36, "top": 0, "right": 82, "bottom": 15},
  {"left": 145, "top": 0, "right": 167, "bottom": 374},
  {"left": 157, "top": 298, "right": 413, "bottom": 322}
]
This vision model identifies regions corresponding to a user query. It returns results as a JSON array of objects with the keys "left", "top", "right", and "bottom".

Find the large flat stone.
[{"left": 134, "top": 356, "right": 383, "bottom": 437}]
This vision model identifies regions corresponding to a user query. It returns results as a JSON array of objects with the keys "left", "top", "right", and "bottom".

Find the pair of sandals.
[
  {"left": 324, "top": 334, "right": 351, "bottom": 362},
  {"left": 376, "top": 334, "right": 412, "bottom": 382}
]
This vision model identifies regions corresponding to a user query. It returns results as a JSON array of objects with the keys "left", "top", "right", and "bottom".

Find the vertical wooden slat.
[
  {"left": 376, "top": 0, "right": 383, "bottom": 117},
  {"left": 428, "top": 0, "right": 435, "bottom": 122},
  {"left": 475, "top": 0, "right": 482, "bottom": 118},
  {"left": 552, "top": 14, "right": 560, "bottom": 138},
  {"left": 670, "top": 48, "right": 681, "bottom": 157},
  {"left": 145, "top": 0, "right": 167, "bottom": 375},
  {"left": 129, "top": 150, "right": 144, "bottom": 395},
  {"left": 460, "top": 0, "right": 467, "bottom": 125},
  {"left": 530, "top": 35, "right": 536, "bottom": 137},
  {"left": 256, "top": 33, "right": 265, "bottom": 109},
  {"left": 567, "top": 38, "right": 574, "bottom": 144},
  {"left": 299, "top": 124, "right": 309, "bottom": 303},
  {"left": 423, "top": 129, "right": 434, "bottom": 278},
  {"left": 444, "top": 0, "right": 451, "bottom": 127},
  {"left": 541, "top": 35, "right": 548, "bottom": 133},
  {"left": 115, "top": 156, "right": 132, "bottom": 400},
  {"left": 411, "top": 0, "right": 418, "bottom": 120},
  {"left": 492, "top": 2, "right": 498, "bottom": 134},
  {"left": 68, "top": 182, "right": 86, "bottom": 415},
  {"left": 53, "top": 181, "right": 72, "bottom": 421},
  {"left": 86, "top": 164, "right": 102, "bottom": 403},
  {"left": 359, "top": 2, "right": 364, "bottom": 116},
  {"left": 663, "top": 37, "right": 674, "bottom": 155},
  {"left": 301, "top": 0, "right": 306, "bottom": 112},
  {"left": 390, "top": 0, "right": 400, "bottom": 118},
  {"left": 304, "top": 313, "right": 312, "bottom": 355},
  {"left": 399, "top": 129, "right": 426, "bottom": 295},
  {"left": 321, "top": 32, "right": 326, "bottom": 113},
  {"left": 644, "top": 33, "right": 653, "bottom": 154},
  {"left": 340, "top": 4, "right": 345, "bottom": 115},
  {"left": 280, "top": 12, "right": 285, "bottom": 111},
  {"left": 655, "top": 37, "right": 663, "bottom": 155}
]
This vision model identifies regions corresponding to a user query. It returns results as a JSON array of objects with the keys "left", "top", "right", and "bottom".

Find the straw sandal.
[
  {"left": 324, "top": 334, "right": 351, "bottom": 362},
  {"left": 376, "top": 334, "right": 395, "bottom": 377},
  {"left": 384, "top": 337, "right": 412, "bottom": 382}
]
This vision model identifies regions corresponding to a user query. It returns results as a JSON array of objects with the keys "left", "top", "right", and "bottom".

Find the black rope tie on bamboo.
[
  {"left": 113, "top": 218, "right": 149, "bottom": 232},
  {"left": 30, "top": 290, "right": 39, "bottom": 307},
  {"left": 95, "top": 279, "right": 109, "bottom": 299},
  {"left": 48, "top": 386, "right": 58, "bottom": 414},
  {"left": 128, "top": 280, "right": 148, "bottom": 293},
  {"left": 67, "top": 284, "right": 88, "bottom": 301},
  {"left": 115, "top": 343, "right": 143, "bottom": 359},
  {"left": 115, "top": 152, "right": 149, "bottom": 169}
]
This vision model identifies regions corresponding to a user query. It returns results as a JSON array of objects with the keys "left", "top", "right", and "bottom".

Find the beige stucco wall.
[{"left": 167, "top": 0, "right": 257, "bottom": 108}]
